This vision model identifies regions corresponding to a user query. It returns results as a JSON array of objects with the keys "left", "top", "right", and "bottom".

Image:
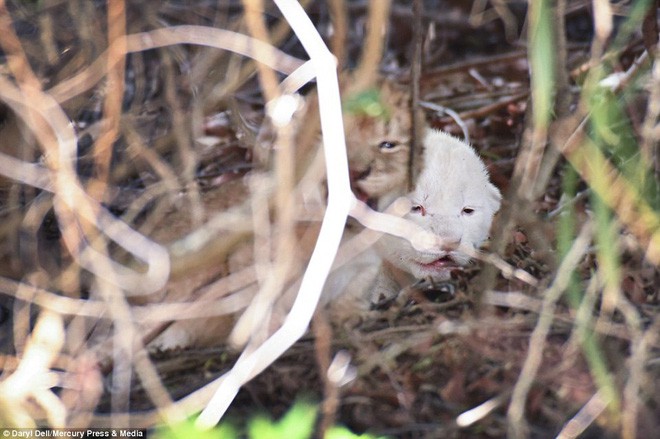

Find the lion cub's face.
[
  {"left": 377, "top": 130, "right": 502, "bottom": 281},
  {"left": 344, "top": 82, "right": 411, "bottom": 205}
]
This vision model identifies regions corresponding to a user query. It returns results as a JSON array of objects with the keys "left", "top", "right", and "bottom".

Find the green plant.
[{"left": 155, "top": 400, "right": 386, "bottom": 439}]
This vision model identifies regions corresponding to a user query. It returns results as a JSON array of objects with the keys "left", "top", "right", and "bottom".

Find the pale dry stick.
[
  {"left": 279, "top": 60, "right": 317, "bottom": 94},
  {"left": 600, "top": 51, "right": 649, "bottom": 94},
  {"left": 556, "top": 390, "right": 610, "bottom": 439},
  {"left": 347, "top": 0, "right": 392, "bottom": 94},
  {"left": 327, "top": 0, "right": 348, "bottom": 66},
  {"left": 0, "top": 0, "right": 41, "bottom": 90},
  {"left": 167, "top": 200, "right": 254, "bottom": 261},
  {"left": 409, "top": 0, "right": 424, "bottom": 188},
  {"left": 135, "top": 271, "right": 258, "bottom": 322},
  {"left": 136, "top": 277, "right": 259, "bottom": 317},
  {"left": 229, "top": 174, "right": 278, "bottom": 348},
  {"left": 423, "top": 50, "right": 528, "bottom": 81},
  {"left": 102, "top": 268, "right": 253, "bottom": 357},
  {"left": 0, "top": 312, "right": 66, "bottom": 428},
  {"left": 93, "top": 274, "right": 183, "bottom": 427},
  {"left": 60, "top": 190, "right": 171, "bottom": 424},
  {"left": 593, "top": 0, "right": 614, "bottom": 45},
  {"left": 484, "top": 289, "right": 644, "bottom": 345},
  {"left": 242, "top": 0, "right": 281, "bottom": 103},
  {"left": 468, "top": 0, "right": 496, "bottom": 27},
  {"left": 491, "top": 0, "right": 519, "bottom": 41},
  {"left": 88, "top": 0, "right": 126, "bottom": 201},
  {"left": 349, "top": 197, "right": 436, "bottom": 253},
  {"left": 250, "top": 174, "right": 276, "bottom": 287},
  {"left": 160, "top": 50, "right": 205, "bottom": 226},
  {"left": 591, "top": 262, "right": 643, "bottom": 436},
  {"left": 483, "top": 291, "right": 542, "bottom": 313},
  {"left": 1, "top": 270, "right": 254, "bottom": 323},
  {"left": 311, "top": 310, "right": 333, "bottom": 436},
  {"left": 20, "top": 192, "right": 53, "bottom": 268},
  {"left": 469, "top": 0, "right": 518, "bottom": 42},
  {"left": 452, "top": 91, "right": 530, "bottom": 123},
  {"left": 467, "top": 248, "right": 539, "bottom": 287},
  {"left": 48, "top": 25, "right": 305, "bottom": 104},
  {"left": 419, "top": 101, "right": 470, "bottom": 143},
  {"left": 567, "top": 274, "right": 602, "bottom": 352},
  {"left": 71, "top": 209, "right": 180, "bottom": 425},
  {"left": 270, "top": 97, "right": 298, "bottom": 294},
  {"left": 623, "top": 318, "right": 659, "bottom": 439},
  {"left": 332, "top": 202, "right": 414, "bottom": 270},
  {"left": 122, "top": 125, "right": 181, "bottom": 197},
  {"left": 3, "top": 276, "right": 106, "bottom": 318},
  {"left": 37, "top": 7, "right": 58, "bottom": 65},
  {"left": 230, "top": 0, "right": 300, "bottom": 348},
  {"left": 0, "top": 75, "right": 170, "bottom": 295},
  {"left": 195, "top": 0, "right": 352, "bottom": 427},
  {"left": 456, "top": 392, "right": 509, "bottom": 428},
  {"left": 0, "top": 151, "right": 52, "bottom": 191},
  {"left": 567, "top": 272, "right": 624, "bottom": 430},
  {"left": 203, "top": 0, "right": 313, "bottom": 109},
  {"left": 98, "top": 281, "right": 133, "bottom": 425},
  {"left": 507, "top": 221, "right": 593, "bottom": 439},
  {"left": 618, "top": 312, "right": 649, "bottom": 439}
]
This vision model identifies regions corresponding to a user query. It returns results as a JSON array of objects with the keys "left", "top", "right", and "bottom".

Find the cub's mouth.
[
  {"left": 419, "top": 255, "right": 460, "bottom": 270},
  {"left": 350, "top": 167, "right": 377, "bottom": 208}
]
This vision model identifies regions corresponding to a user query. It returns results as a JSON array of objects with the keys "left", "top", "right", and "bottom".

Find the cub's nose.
[
  {"left": 431, "top": 220, "right": 462, "bottom": 251},
  {"left": 439, "top": 237, "right": 461, "bottom": 252}
]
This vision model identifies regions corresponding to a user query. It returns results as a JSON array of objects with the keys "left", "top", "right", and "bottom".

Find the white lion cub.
[{"left": 328, "top": 129, "right": 502, "bottom": 309}]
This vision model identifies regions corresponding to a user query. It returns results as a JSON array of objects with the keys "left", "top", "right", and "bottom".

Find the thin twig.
[
  {"left": 507, "top": 221, "right": 593, "bottom": 439},
  {"left": 196, "top": 0, "right": 351, "bottom": 427},
  {"left": 347, "top": 0, "right": 391, "bottom": 93},
  {"left": 48, "top": 25, "right": 305, "bottom": 104},
  {"left": 88, "top": 0, "right": 126, "bottom": 202},
  {"left": 409, "top": 0, "right": 424, "bottom": 190}
]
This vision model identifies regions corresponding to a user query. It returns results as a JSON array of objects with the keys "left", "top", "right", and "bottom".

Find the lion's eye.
[
  {"left": 462, "top": 207, "right": 475, "bottom": 216},
  {"left": 411, "top": 205, "right": 426, "bottom": 216},
  {"left": 378, "top": 141, "right": 398, "bottom": 150}
]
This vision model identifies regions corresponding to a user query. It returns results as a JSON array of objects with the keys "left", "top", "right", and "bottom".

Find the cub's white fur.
[{"left": 327, "top": 129, "right": 501, "bottom": 308}]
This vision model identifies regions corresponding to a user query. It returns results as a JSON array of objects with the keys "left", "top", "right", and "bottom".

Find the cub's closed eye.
[
  {"left": 378, "top": 141, "right": 399, "bottom": 150},
  {"left": 411, "top": 205, "right": 426, "bottom": 216},
  {"left": 462, "top": 207, "right": 475, "bottom": 215}
]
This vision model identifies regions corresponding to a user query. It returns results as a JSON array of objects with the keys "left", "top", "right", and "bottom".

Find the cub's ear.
[{"left": 487, "top": 182, "right": 502, "bottom": 212}]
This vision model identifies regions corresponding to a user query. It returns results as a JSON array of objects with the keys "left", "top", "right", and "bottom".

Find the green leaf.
[
  {"left": 528, "top": 0, "right": 555, "bottom": 129},
  {"left": 247, "top": 400, "right": 318, "bottom": 439},
  {"left": 325, "top": 426, "right": 384, "bottom": 439},
  {"left": 343, "top": 89, "right": 390, "bottom": 120},
  {"left": 155, "top": 417, "right": 237, "bottom": 439}
]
